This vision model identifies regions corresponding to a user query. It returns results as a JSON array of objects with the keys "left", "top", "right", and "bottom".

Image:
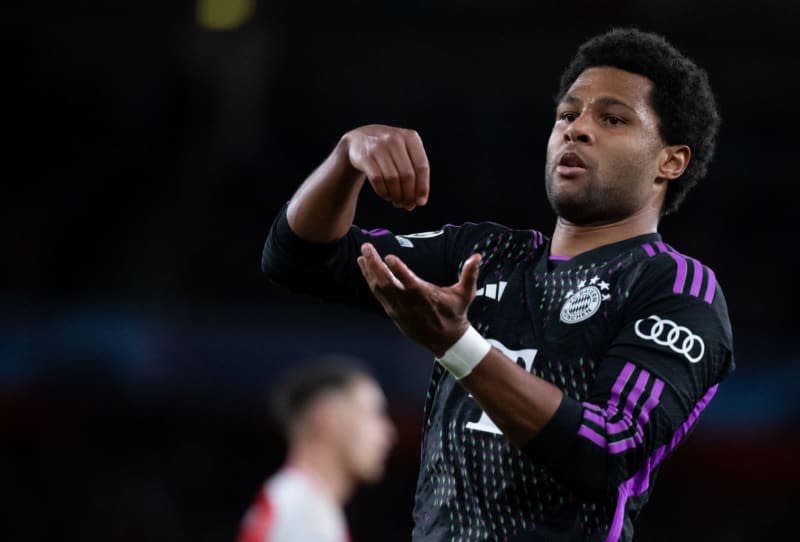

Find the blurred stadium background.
[{"left": 4, "top": 1, "right": 799, "bottom": 540}]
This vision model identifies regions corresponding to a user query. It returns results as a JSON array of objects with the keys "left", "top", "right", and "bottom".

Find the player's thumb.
[{"left": 458, "top": 253, "right": 482, "bottom": 296}]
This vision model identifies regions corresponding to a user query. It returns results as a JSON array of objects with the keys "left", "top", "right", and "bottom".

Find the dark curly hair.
[{"left": 557, "top": 28, "right": 720, "bottom": 215}]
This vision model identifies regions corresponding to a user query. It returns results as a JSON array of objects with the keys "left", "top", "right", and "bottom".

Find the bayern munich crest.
[{"left": 559, "top": 276, "right": 611, "bottom": 324}]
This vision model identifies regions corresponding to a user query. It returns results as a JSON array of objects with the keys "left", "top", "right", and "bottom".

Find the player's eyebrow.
[{"left": 558, "top": 94, "right": 637, "bottom": 114}]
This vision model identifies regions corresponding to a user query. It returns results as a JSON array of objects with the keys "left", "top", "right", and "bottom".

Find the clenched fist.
[{"left": 341, "top": 125, "right": 430, "bottom": 211}]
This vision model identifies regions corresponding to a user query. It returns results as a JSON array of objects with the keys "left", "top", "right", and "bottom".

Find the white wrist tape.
[{"left": 435, "top": 325, "right": 491, "bottom": 380}]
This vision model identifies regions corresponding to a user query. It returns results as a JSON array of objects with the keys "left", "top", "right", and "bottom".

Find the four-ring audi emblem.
[{"left": 634, "top": 315, "right": 705, "bottom": 363}]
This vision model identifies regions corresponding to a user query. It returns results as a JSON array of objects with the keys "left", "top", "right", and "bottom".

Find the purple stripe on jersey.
[
  {"left": 549, "top": 255, "right": 571, "bottom": 261},
  {"left": 606, "top": 371, "right": 650, "bottom": 434},
  {"left": 607, "top": 437, "right": 640, "bottom": 454},
  {"left": 360, "top": 228, "right": 391, "bottom": 237},
  {"left": 579, "top": 365, "right": 666, "bottom": 453},
  {"left": 582, "top": 402, "right": 606, "bottom": 415},
  {"left": 655, "top": 241, "right": 668, "bottom": 253},
  {"left": 583, "top": 409, "right": 605, "bottom": 427},
  {"left": 605, "top": 380, "right": 665, "bottom": 453},
  {"left": 604, "top": 384, "right": 719, "bottom": 542},
  {"left": 704, "top": 267, "right": 717, "bottom": 304},
  {"left": 578, "top": 425, "right": 607, "bottom": 448},
  {"left": 642, "top": 243, "right": 656, "bottom": 257},
  {"left": 689, "top": 258, "right": 703, "bottom": 297},
  {"left": 666, "top": 251, "right": 688, "bottom": 294},
  {"left": 607, "top": 363, "right": 636, "bottom": 415}
]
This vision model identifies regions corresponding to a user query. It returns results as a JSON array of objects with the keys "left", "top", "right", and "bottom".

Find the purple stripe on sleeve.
[
  {"left": 655, "top": 241, "right": 668, "bottom": 253},
  {"left": 582, "top": 402, "right": 606, "bottom": 415},
  {"left": 642, "top": 243, "right": 656, "bottom": 257},
  {"left": 549, "top": 255, "right": 571, "bottom": 261},
  {"left": 578, "top": 425, "right": 607, "bottom": 448},
  {"left": 604, "top": 384, "right": 719, "bottom": 542},
  {"left": 666, "top": 252, "right": 688, "bottom": 294},
  {"left": 605, "top": 379, "right": 665, "bottom": 453},
  {"left": 360, "top": 228, "right": 391, "bottom": 237},
  {"left": 607, "top": 437, "right": 639, "bottom": 454},
  {"left": 689, "top": 258, "right": 703, "bottom": 297},
  {"left": 606, "top": 371, "right": 650, "bottom": 434},
  {"left": 703, "top": 267, "right": 717, "bottom": 304},
  {"left": 581, "top": 363, "right": 635, "bottom": 447},
  {"left": 636, "top": 379, "right": 664, "bottom": 432},
  {"left": 583, "top": 409, "right": 606, "bottom": 427},
  {"left": 606, "top": 363, "right": 636, "bottom": 414},
  {"left": 581, "top": 370, "right": 665, "bottom": 453}
]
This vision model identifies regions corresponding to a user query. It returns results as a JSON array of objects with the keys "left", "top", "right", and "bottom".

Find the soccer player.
[
  {"left": 238, "top": 359, "right": 397, "bottom": 542},
  {"left": 260, "top": 28, "right": 734, "bottom": 541}
]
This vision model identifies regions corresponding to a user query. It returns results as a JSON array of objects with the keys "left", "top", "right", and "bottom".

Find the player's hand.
[
  {"left": 341, "top": 125, "right": 430, "bottom": 211},
  {"left": 357, "top": 242, "right": 481, "bottom": 356}
]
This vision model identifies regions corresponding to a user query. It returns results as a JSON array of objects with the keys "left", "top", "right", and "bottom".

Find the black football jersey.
[{"left": 261, "top": 206, "right": 734, "bottom": 542}]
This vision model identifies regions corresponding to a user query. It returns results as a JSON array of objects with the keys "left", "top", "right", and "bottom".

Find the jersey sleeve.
[
  {"left": 261, "top": 203, "right": 503, "bottom": 314},
  {"left": 524, "top": 255, "right": 735, "bottom": 498}
]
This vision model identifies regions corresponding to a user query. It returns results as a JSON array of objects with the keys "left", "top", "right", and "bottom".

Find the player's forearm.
[
  {"left": 287, "top": 137, "right": 366, "bottom": 243},
  {"left": 460, "top": 349, "right": 563, "bottom": 446}
]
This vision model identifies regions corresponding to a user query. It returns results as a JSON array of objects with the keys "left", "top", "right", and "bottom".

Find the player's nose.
[{"left": 563, "top": 114, "right": 594, "bottom": 145}]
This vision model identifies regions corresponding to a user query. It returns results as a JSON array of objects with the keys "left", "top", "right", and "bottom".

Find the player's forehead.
[{"left": 560, "top": 66, "right": 655, "bottom": 113}]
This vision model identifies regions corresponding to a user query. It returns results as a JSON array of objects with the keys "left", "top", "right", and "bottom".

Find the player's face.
[
  {"left": 337, "top": 377, "right": 396, "bottom": 483},
  {"left": 545, "top": 66, "right": 667, "bottom": 225}
]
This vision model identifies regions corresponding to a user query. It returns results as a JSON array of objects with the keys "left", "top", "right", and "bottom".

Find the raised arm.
[{"left": 287, "top": 125, "right": 430, "bottom": 243}]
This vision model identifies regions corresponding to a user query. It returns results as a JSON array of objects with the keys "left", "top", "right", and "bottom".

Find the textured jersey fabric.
[
  {"left": 261, "top": 205, "right": 734, "bottom": 542},
  {"left": 238, "top": 466, "right": 349, "bottom": 542}
]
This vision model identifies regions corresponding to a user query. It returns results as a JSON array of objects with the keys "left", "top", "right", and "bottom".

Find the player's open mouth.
[{"left": 556, "top": 151, "right": 588, "bottom": 177}]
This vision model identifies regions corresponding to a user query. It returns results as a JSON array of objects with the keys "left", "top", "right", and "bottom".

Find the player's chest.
[{"left": 469, "top": 262, "right": 626, "bottom": 360}]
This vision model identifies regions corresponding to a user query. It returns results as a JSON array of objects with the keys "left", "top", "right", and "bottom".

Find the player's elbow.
[
  {"left": 260, "top": 239, "right": 289, "bottom": 287},
  {"left": 260, "top": 244, "right": 273, "bottom": 275}
]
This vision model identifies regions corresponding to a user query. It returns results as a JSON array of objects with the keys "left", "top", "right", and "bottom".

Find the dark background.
[{"left": 4, "top": 1, "right": 799, "bottom": 540}]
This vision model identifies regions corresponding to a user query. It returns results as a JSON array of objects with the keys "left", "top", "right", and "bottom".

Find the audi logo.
[{"left": 634, "top": 315, "right": 705, "bottom": 363}]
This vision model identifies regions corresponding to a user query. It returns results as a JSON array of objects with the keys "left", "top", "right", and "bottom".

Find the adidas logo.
[{"left": 476, "top": 281, "right": 508, "bottom": 302}]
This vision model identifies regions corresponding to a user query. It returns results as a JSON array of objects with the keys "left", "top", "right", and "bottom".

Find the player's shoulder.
[
  {"left": 443, "top": 220, "right": 549, "bottom": 264},
  {"left": 265, "top": 467, "right": 308, "bottom": 506},
  {"left": 262, "top": 468, "right": 346, "bottom": 542},
  {"left": 628, "top": 239, "right": 726, "bottom": 309}
]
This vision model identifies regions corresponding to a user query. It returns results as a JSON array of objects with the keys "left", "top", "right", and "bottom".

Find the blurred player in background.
[
  {"left": 238, "top": 358, "right": 397, "bottom": 542},
  {"left": 260, "top": 28, "right": 733, "bottom": 542}
]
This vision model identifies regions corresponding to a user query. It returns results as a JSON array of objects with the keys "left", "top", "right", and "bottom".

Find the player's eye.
[
  {"left": 604, "top": 115, "right": 624, "bottom": 125},
  {"left": 559, "top": 112, "right": 577, "bottom": 122}
]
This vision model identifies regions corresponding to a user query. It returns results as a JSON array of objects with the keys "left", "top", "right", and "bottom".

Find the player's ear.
[{"left": 657, "top": 144, "right": 691, "bottom": 181}]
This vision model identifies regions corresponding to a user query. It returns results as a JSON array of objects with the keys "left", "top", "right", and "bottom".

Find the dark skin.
[{"left": 287, "top": 66, "right": 690, "bottom": 447}]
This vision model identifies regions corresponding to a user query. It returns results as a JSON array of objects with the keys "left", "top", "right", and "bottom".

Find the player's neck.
[
  {"left": 287, "top": 443, "right": 354, "bottom": 506},
  {"left": 550, "top": 206, "right": 659, "bottom": 258}
]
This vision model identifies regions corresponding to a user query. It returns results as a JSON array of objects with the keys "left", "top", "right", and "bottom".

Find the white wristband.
[{"left": 435, "top": 325, "right": 491, "bottom": 380}]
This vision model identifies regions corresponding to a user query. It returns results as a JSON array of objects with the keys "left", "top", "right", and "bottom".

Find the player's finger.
[
  {"left": 358, "top": 256, "right": 395, "bottom": 312},
  {"left": 404, "top": 130, "right": 430, "bottom": 206},
  {"left": 384, "top": 254, "right": 424, "bottom": 290},
  {"left": 389, "top": 144, "right": 417, "bottom": 210},
  {"left": 362, "top": 156, "right": 389, "bottom": 200},
  {"left": 366, "top": 156, "right": 391, "bottom": 201},
  {"left": 372, "top": 151, "right": 403, "bottom": 205},
  {"left": 357, "top": 255, "right": 376, "bottom": 286},
  {"left": 361, "top": 243, "right": 404, "bottom": 290},
  {"left": 457, "top": 253, "right": 482, "bottom": 295}
]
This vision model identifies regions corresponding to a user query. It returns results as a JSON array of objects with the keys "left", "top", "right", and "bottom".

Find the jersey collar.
[{"left": 537, "top": 232, "right": 662, "bottom": 273}]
